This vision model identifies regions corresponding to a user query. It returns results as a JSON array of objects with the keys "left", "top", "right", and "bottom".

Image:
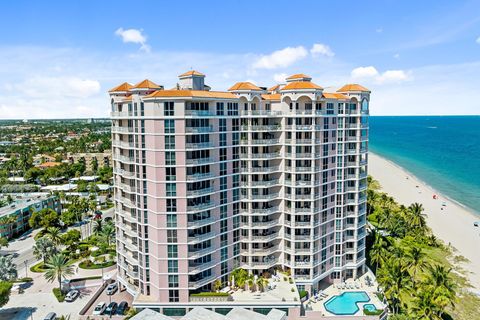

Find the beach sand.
[{"left": 369, "top": 153, "right": 480, "bottom": 292}]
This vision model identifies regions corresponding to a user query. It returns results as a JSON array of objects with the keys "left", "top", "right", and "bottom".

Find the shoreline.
[{"left": 368, "top": 152, "right": 480, "bottom": 292}]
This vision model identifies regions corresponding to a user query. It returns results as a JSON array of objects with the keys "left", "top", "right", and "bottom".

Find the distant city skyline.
[{"left": 0, "top": 0, "right": 479, "bottom": 118}]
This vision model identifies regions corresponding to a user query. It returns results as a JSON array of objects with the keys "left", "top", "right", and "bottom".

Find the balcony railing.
[
  {"left": 185, "top": 126, "right": 214, "bottom": 133},
  {"left": 186, "top": 187, "right": 215, "bottom": 197}
]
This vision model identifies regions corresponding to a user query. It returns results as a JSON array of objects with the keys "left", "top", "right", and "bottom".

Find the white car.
[
  {"left": 93, "top": 301, "right": 107, "bottom": 315},
  {"left": 64, "top": 289, "right": 79, "bottom": 302},
  {"left": 106, "top": 283, "right": 118, "bottom": 295}
]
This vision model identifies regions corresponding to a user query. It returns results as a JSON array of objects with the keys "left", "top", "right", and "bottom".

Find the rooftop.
[
  {"left": 132, "top": 79, "right": 162, "bottom": 90},
  {"left": 130, "top": 307, "right": 286, "bottom": 320},
  {"left": 179, "top": 70, "right": 205, "bottom": 77},
  {"left": 286, "top": 73, "right": 312, "bottom": 81},
  {"left": 0, "top": 193, "right": 55, "bottom": 218},
  {"left": 109, "top": 82, "right": 133, "bottom": 93},
  {"left": 228, "top": 82, "right": 263, "bottom": 91},
  {"left": 281, "top": 81, "right": 323, "bottom": 91},
  {"left": 147, "top": 90, "right": 236, "bottom": 99},
  {"left": 337, "top": 83, "right": 370, "bottom": 92}
]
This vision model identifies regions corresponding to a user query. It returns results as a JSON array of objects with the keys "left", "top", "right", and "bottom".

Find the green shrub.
[
  {"left": 30, "top": 262, "right": 46, "bottom": 273},
  {"left": 190, "top": 292, "right": 230, "bottom": 297},
  {"left": 299, "top": 290, "right": 308, "bottom": 299},
  {"left": 79, "top": 260, "right": 115, "bottom": 269},
  {"left": 52, "top": 287, "right": 65, "bottom": 302},
  {"left": 363, "top": 308, "right": 384, "bottom": 316},
  {"left": 291, "top": 288, "right": 295, "bottom": 292},
  {"left": 14, "top": 277, "right": 33, "bottom": 283}
]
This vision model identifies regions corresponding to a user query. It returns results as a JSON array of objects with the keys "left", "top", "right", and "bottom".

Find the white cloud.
[
  {"left": 115, "top": 28, "right": 150, "bottom": 52},
  {"left": 393, "top": 53, "right": 400, "bottom": 59},
  {"left": 376, "top": 28, "right": 383, "bottom": 33},
  {"left": 310, "top": 43, "right": 334, "bottom": 57},
  {"left": 273, "top": 73, "right": 288, "bottom": 83},
  {"left": 351, "top": 66, "right": 411, "bottom": 84},
  {"left": 476, "top": 36, "right": 480, "bottom": 44},
  {"left": 20, "top": 77, "right": 100, "bottom": 99},
  {"left": 351, "top": 66, "right": 379, "bottom": 78},
  {"left": 252, "top": 46, "right": 308, "bottom": 69}
]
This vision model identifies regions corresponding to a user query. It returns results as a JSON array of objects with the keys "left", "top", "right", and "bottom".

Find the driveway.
[{"left": 81, "top": 283, "right": 133, "bottom": 319}]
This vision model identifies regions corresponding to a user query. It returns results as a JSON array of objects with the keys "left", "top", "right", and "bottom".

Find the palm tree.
[
  {"left": 377, "top": 258, "right": 411, "bottom": 314},
  {"left": 0, "top": 255, "right": 18, "bottom": 281},
  {"left": 424, "top": 264, "right": 456, "bottom": 315},
  {"left": 100, "top": 223, "right": 115, "bottom": 247},
  {"left": 33, "top": 237, "right": 58, "bottom": 263},
  {"left": 93, "top": 219, "right": 103, "bottom": 234},
  {"left": 408, "top": 203, "right": 427, "bottom": 230},
  {"left": 44, "top": 253, "right": 74, "bottom": 291},
  {"left": 369, "top": 231, "right": 389, "bottom": 271},
  {"left": 0, "top": 237, "right": 8, "bottom": 250},
  {"left": 45, "top": 227, "right": 63, "bottom": 246},
  {"left": 404, "top": 247, "right": 429, "bottom": 288},
  {"left": 410, "top": 288, "right": 441, "bottom": 320}
]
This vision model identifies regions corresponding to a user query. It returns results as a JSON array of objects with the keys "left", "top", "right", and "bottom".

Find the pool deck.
[{"left": 304, "top": 271, "right": 386, "bottom": 317}]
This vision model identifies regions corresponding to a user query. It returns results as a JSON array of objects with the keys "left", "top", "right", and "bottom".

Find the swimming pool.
[
  {"left": 363, "top": 303, "right": 378, "bottom": 312},
  {"left": 324, "top": 291, "right": 370, "bottom": 315}
]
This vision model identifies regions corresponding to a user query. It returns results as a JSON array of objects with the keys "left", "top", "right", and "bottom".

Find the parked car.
[
  {"left": 93, "top": 302, "right": 107, "bottom": 315},
  {"left": 117, "top": 301, "right": 129, "bottom": 315},
  {"left": 64, "top": 289, "right": 79, "bottom": 302},
  {"left": 106, "top": 282, "right": 118, "bottom": 295},
  {"left": 43, "top": 312, "right": 57, "bottom": 320},
  {"left": 105, "top": 302, "right": 118, "bottom": 316}
]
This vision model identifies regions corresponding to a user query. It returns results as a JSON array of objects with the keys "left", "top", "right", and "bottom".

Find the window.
[
  {"left": 168, "top": 290, "right": 179, "bottom": 302},
  {"left": 168, "top": 260, "right": 178, "bottom": 273},
  {"left": 167, "top": 199, "right": 177, "bottom": 212},
  {"left": 166, "top": 183, "right": 177, "bottom": 196},
  {"left": 165, "top": 119, "right": 175, "bottom": 133},
  {"left": 219, "top": 118, "right": 226, "bottom": 131},
  {"left": 164, "top": 102, "right": 174, "bottom": 116},
  {"left": 165, "top": 151, "right": 176, "bottom": 165},
  {"left": 166, "top": 167, "right": 176, "bottom": 181},
  {"left": 165, "top": 136, "right": 175, "bottom": 149},
  {"left": 167, "top": 245, "right": 178, "bottom": 258},
  {"left": 167, "top": 214, "right": 177, "bottom": 228},
  {"left": 216, "top": 102, "right": 224, "bottom": 116},
  {"left": 167, "top": 230, "right": 177, "bottom": 243},
  {"left": 168, "top": 275, "right": 179, "bottom": 287}
]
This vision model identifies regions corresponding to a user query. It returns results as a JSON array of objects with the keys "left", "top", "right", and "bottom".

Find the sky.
[{"left": 0, "top": 0, "right": 479, "bottom": 118}]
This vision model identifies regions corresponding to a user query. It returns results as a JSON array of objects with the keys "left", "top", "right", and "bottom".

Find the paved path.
[{"left": 1, "top": 256, "right": 117, "bottom": 319}]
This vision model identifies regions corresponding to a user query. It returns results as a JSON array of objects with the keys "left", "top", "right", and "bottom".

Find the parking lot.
[{"left": 83, "top": 284, "right": 133, "bottom": 319}]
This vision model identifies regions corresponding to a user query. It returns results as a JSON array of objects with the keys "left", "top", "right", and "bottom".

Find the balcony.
[
  {"left": 242, "top": 124, "right": 281, "bottom": 131},
  {"left": 188, "top": 260, "right": 216, "bottom": 274},
  {"left": 113, "top": 168, "right": 136, "bottom": 178},
  {"left": 248, "top": 246, "right": 277, "bottom": 255},
  {"left": 187, "top": 231, "right": 216, "bottom": 244},
  {"left": 187, "top": 201, "right": 215, "bottom": 212},
  {"left": 185, "top": 126, "right": 214, "bottom": 133},
  {"left": 247, "top": 152, "right": 281, "bottom": 159},
  {"left": 251, "top": 233, "right": 278, "bottom": 242},
  {"left": 118, "top": 182, "right": 136, "bottom": 193},
  {"left": 241, "top": 110, "right": 282, "bottom": 116},
  {"left": 241, "top": 138, "right": 280, "bottom": 145},
  {"left": 247, "top": 166, "right": 280, "bottom": 173},
  {"left": 187, "top": 217, "right": 214, "bottom": 228},
  {"left": 114, "top": 154, "right": 135, "bottom": 163},
  {"left": 242, "top": 206, "right": 279, "bottom": 215},
  {"left": 243, "top": 193, "right": 279, "bottom": 201},
  {"left": 186, "top": 157, "right": 214, "bottom": 165},
  {"left": 113, "top": 140, "right": 135, "bottom": 149},
  {"left": 111, "top": 111, "right": 133, "bottom": 118},
  {"left": 245, "top": 179, "right": 280, "bottom": 187},
  {"left": 249, "top": 258, "right": 278, "bottom": 268},
  {"left": 186, "top": 142, "right": 214, "bottom": 149},
  {"left": 185, "top": 110, "right": 215, "bottom": 116},
  {"left": 189, "top": 246, "right": 215, "bottom": 259},
  {"left": 249, "top": 219, "right": 278, "bottom": 228},
  {"left": 189, "top": 274, "right": 216, "bottom": 288},
  {"left": 112, "top": 126, "right": 135, "bottom": 134},
  {"left": 187, "top": 172, "right": 214, "bottom": 181},
  {"left": 186, "top": 187, "right": 215, "bottom": 197}
]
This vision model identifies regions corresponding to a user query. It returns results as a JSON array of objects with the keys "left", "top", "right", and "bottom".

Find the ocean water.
[{"left": 369, "top": 116, "right": 480, "bottom": 215}]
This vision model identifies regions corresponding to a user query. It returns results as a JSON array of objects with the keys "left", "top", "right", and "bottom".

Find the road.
[{"left": 0, "top": 207, "right": 115, "bottom": 275}]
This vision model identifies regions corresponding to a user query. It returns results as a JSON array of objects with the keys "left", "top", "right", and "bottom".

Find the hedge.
[
  {"left": 363, "top": 308, "right": 384, "bottom": 316},
  {"left": 30, "top": 262, "right": 46, "bottom": 273},
  {"left": 13, "top": 277, "right": 33, "bottom": 283},
  {"left": 79, "top": 260, "right": 115, "bottom": 269},
  {"left": 52, "top": 288, "right": 65, "bottom": 302},
  {"left": 190, "top": 292, "right": 230, "bottom": 297}
]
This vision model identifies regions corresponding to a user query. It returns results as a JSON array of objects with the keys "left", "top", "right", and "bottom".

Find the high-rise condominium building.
[{"left": 110, "top": 71, "right": 369, "bottom": 311}]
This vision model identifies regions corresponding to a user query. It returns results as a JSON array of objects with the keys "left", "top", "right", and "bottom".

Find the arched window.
[
  {"left": 111, "top": 98, "right": 115, "bottom": 112},
  {"left": 361, "top": 99, "right": 369, "bottom": 111}
]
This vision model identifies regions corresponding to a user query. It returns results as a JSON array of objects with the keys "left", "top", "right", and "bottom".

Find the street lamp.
[{"left": 24, "top": 259, "right": 28, "bottom": 278}]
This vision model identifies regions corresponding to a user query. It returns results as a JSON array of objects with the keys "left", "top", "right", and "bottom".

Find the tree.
[
  {"left": 408, "top": 203, "right": 427, "bottom": 230},
  {"left": 29, "top": 208, "right": 60, "bottom": 229},
  {"left": 60, "top": 209, "right": 78, "bottom": 226},
  {"left": 377, "top": 258, "right": 411, "bottom": 314},
  {"left": 45, "top": 227, "right": 63, "bottom": 246},
  {"left": 404, "top": 247, "right": 428, "bottom": 288},
  {"left": 213, "top": 279, "right": 222, "bottom": 292},
  {"left": 100, "top": 223, "right": 115, "bottom": 248},
  {"left": 410, "top": 288, "right": 441, "bottom": 320},
  {"left": 93, "top": 219, "right": 103, "bottom": 234},
  {"left": 0, "top": 281, "right": 12, "bottom": 308},
  {"left": 33, "top": 237, "right": 58, "bottom": 263},
  {"left": 44, "top": 253, "right": 74, "bottom": 291},
  {"left": 61, "top": 229, "right": 81, "bottom": 251},
  {"left": 0, "top": 215, "right": 17, "bottom": 239},
  {"left": 369, "top": 231, "right": 389, "bottom": 272},
  {"left": 0, "top": 256, "right": 17, "bottom": 281},
  {"left": 424, "top": 264, "right": 456, "bottom": 316},
  {"left": 0, "top": 237, "right": 9, "bottom": 249}
]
